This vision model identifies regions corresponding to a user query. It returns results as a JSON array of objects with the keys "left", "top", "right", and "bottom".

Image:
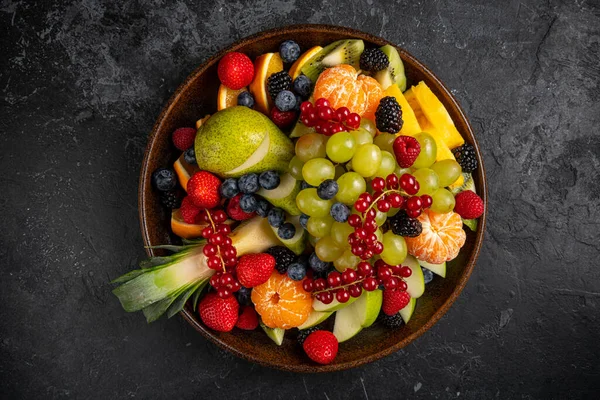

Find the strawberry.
[
  {"left": 270, "top": 107, "right": 297, "bottom": 128},
  {"left": 393, "top": 135, "right": 421, "bottom": 168},
  {"left": 235, "top": 306, "right": 259, "bottom": 330},
  {"left": 198, "top": 292, "right": 239, "bottom": 332},
  {"left": 454, "top": 190, "right": 484, "bottom": 219},
  {"left": 217, "top": 52, "right": 254, "bottom": 90},
  {"left": 236, "top": 253, "right": 275, "bottom": 288},
  {"left": 302, "top": 330, "right": 338, "bottom": 365},
  {"left": 382, "top": 289, "right": 411, "bottom": 316},
  {"left": 187, "top": 171, "right": 221, "bottom": 209},
  {"left": 180, "top": 196, "right": 202, "bottom": 224},
  {"left": 226, "top": 194, "right": 255, "bottom": 221},
  {"left": 172, "top": 127, "right": 196, "bottom": 151}
]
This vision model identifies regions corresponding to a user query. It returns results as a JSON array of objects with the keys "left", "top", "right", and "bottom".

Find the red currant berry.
[
  {"left": 358, "top": 261, "right": 373, "bottom": 276},
  {"left": 348, "top": 232, "right": 360, "bottom": 246},
  {"left": 400, "top": 266, "right": 413, "bottom": 278},
  {"left": 377, "top": 199, "right": 391, "bottom": 212},
  {"left": 203, "top": 243, "right": 218, "bottom": 257},
  {"left": 336, "top": 288, "right": 350, "bottom": 303},
  {"left": 314, "top": 278, "right": 327, "bottom": 291},
  {"left": 374, "top": 259, "right": 387, "bottom": 269},
  {"left": 372, "top": 241, "right": 384, "bottom": 254},
  {"left": 354, "top": 200, "right": 369, "bottom": 212},
  {"left": 346, "top": 113, "right": 361, "bottom": 129},
  {"left": 317, "top": 106, "right": 334, "bottom": 121},
  {"left": 384, "top": 277, "right": 399, "bottom": 290},
  {"left": 217, "top": 287, "right": 231, "bottom": 298},
  {"left": 363, "top": 219, "right": 377, "bottom": 233},
  {"left": 348, "top": 214, "right": 362, "bottom": 227},
  {"left": 207, "top": 256, "right": 222, "bottom": 270},
  {"left": 389, "top": 193, "right": 404, "bottom": 208},
  {"left": 320, "top": 291, "right": 334, "bottom": 304},
  {"left": 224, "top": 256, "right": 237, "bottom": 267},
  {"left": 349, "top": 284, "right": 363, "bottom": 298},
  {"left": 371, "top": 177, "right": 386, "bottom": 191},
  {"left": 222, "top": 246, "right": 237, "bottom": 259},
  {"left": 405, "top": 181, "right": 419, "bottom": 195},
  {"left": 335, "top": 106, "right": 350, "bottom": 122},
  {"left": 201, "top": 226, "right": 214, "bottom": 239},
  {"left": 420, "top": 194, "right": 433, "bottom": 208},
  {"left": 213, "top": 210, "right": 227, "bottom": 223},
  {"left": 386, "top": 174, "right": 399, "bottom": 189},
  {"left": 330, "top": 122, "right": 345, "bottom": 134},
  {"left": 406, "top": 208, "right": 422, "bottom": 218},
  {"left": 406, "top": 196, "right": 423, "bottom": 211},
  {"left": 301, "top": 116, "right": 315, "bottom": 127},
  {"left": 315, "top": 98, "right": 330, "bottom": 108},
  {"left": 365, "top": 208, "right": 377, "bottom": 221},
  {"left": 351, "top": 244, "right": 365, "bottom": 256},
  {"left": 327, "top": 271, "right": 342, "bottom": 287},
  {"left": 303, "top": 278, "right": 314, "bottom": 292},
  {"left": 391, "top": 264, "right": 402, "bottom": 275},
  {"left": 399, "top": 173, "right": 415, "bottom": 190},
  {"left": 220, "top": 272, "right": 235, "bottom": 286},
  {"left": 342, "top": 269, "right": 357, "bottom": 284},
  {"left": 362, "top": 277, "right": 378, "bottom": 291},
  {"left": 355, "top": 228, "right": 367, "bottom": 240},
  {"left": 209, "top": 274, "right": 221, "bottom": 288},
  {"left": 361, "top": 249, "right": 374, "bottom": 260},
  {"left": 358, "top": 192, "right": 373, "bottom": 204},
  {"left": 377, "top": 266, "right": 392, "bottom": 281},
  {"left": 300, "top": 101, "right": 313, "bottom": 113},
  {"left": 223, "top": 237, "right": 232, "bottom": 246},
  {"left": 397, "top": 280, "right": 408, "bottom": 291},
  {"left": 208, "top": 233, "right": 224, "bottom": 245},
  {"left": 229, "top": 280, "right": 241, "bottom": 292},
  {"left": 217, "top": 223, "right": 231, "bottom": 235}
]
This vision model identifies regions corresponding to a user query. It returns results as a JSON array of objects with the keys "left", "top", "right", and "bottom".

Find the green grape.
[
  {"left": 388, "top": 207, "right": 400, "bottom": 217},
  {"left": 350, "top": 127, "right": 373, "bottom": 146},
  {"left": 394, "top": 166, "right": 412, "bottom": 177},
  {"left": 412, "top": 132, "right": 437, "bottom": 168},
  {"left": 336, "top": 172, "right": 366, "bottom": 204},
  {"left": 430, "top": 159, "right": 462, "bottom": 187},
  {"left": 345, "top": 160, "right": 353, "bottom": 171},
  {"left": 374, "top": 228, "right": 383, "bottom": 244},
  {"left": 334, "top": 249, "right": 361, "bottom": 272},
  {"left": 302, "top": 158, "right": 335, "bottom": 186},
  {"left": 430, "top": 188, "right": 456, "bottom": 213},
  {"left": 334, "top": 164, "right": 346, "bottom": 180},
  {"left": 373, "top": 133, "right": 395, "bottom": 154},
  {"left": 288, "top": 156, "right": 304, "bottom": 180},
  {"left": 309, "top": 235, "right": 320, "bottom": 248},
  {"left": 296, "top": 188, "right": 333, "bottom": 217},
  {"left": 371, "top": 151, "right": 396, "bottom": 178},
  {"left": 326, "top": 131, "right": 357, "bottom": 163},
  {"left": 375, "top": 210, "right": 387, "bottom": 226},
  {"left": 352, "top": 144, "right": 382, "bottom": 177},
  {"left": 413, "top": 167, "right": 439, "bottom": 196},
  {"left": 315, "top": 236, "right": 344, "bottom": 262},
  {"left": 306, "top": 215, "right": 334, "bottom": 238},
  {"left": 295, "top": 133, "right": 327, "bottom": 162},
  {"left": 360, "top": 119, "right": 377, "bottom": 137},
  {"left": 381, "top": 231, "right": 407, "bottom": 265},
  {"left": 331, "top": 221, "right": 354, "bottom": 248}
]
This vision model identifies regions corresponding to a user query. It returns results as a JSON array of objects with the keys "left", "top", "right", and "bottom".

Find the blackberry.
[
  {"left": 160, "top": 190, "right": 182, "bottom": 209},
  {"left": 359, "top": 48, "right": 389, "bottom": 72},
  {"left": 375, "top": 96, "right": 403, "bottom": 134},
  {"left": 452, "top": 143, "right": 478, "bottom": 173},
  {"left": 267, "top": 71, "right": 292, "bottom": 101},
  {"left": 378, "top": 312, "right": 404, "bottom": 328},
  {"left": 266, "top": 246, "right": 296, "bottom": 274},
  {"left": 297, "top": 327, "right": 321, "bottom": 346},
  {"left": 389, "top": 210, "right": 422, "bottom": 237}
]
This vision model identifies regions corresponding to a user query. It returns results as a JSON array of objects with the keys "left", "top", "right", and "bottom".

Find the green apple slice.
[
  {"left": 399, "top": 296, "right": 416, "bottom": 324},
  {"left": 333, "top": 290, "right": 383, "bottom": 342},
  {"left": 333, "top": 302, "right": 363, "bottom": 342},
  {"left": 404, "top": 255, "right": 425, "bottom": 298},
  {"left": 268, "top": 215, "right": 306, "bottom": 255},
  {"left": 260, "top": 321, "right": 285, "bottom": 346},
  {"left": 257, "top": 173, "right": 301, "bottom": 215},
  {"left": 418, "top": 259, "right": 446, "bottom": 278},
  {"left": 297, "top": 310, "right": 332, "bottom": 330},
  {"left": 313, "top": 295, "right": 358, "bottom": 312}
]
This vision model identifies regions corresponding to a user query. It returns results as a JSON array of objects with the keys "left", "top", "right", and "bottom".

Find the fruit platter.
[{"left": 113, "top": 25, "right": 486, "bottom": 372}]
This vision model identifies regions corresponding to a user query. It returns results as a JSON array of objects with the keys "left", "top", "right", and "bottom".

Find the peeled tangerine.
[
  {"left": 251, "top": 271, "right": 312, "bottom": 329},
  {"left": 405, "top": 209, "right": 466, "bottom": 264},
  {"left": 313, "top": 64, "right": 383, "bottom": 120}
]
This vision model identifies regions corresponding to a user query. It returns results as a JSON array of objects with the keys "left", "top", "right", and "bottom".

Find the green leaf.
[
  {"left": 192, "top": 281, "right": 208, "bottom": 311},
  {"left": 167, "top": 280, "right": 206, "bottom": 319},
  {"left": 463, "top": 218, "right": 478, "bottom": 231}
]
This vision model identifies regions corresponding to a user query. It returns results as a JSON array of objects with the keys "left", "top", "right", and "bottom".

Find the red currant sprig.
[{"left": 299, "top": 98, "right": 361, "bottom": 136}]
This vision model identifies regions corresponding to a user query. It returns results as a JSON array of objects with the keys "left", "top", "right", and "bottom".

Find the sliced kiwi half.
[
  {"left": 301, "top": 39, "right": 365, "bottom": 82},
  {"left": 373, "top": 44, "right": 407, "bottom": 92}
]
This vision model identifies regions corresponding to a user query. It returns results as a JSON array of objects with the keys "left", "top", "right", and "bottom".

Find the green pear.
[
  {"left": 404, "top": 255, "right": 425, "bottom": 298},
  {"left": 194, "top": 106, "right": 294, "bottom": 177},
  {"left": 297, "top": 310, "right": 332, "bottom": 330},
  {"left": 257, "top": 173, "right": 301, "bottom": 215},
  {"left": 269, "top": 215, "right": 306, "bottom": 255}
]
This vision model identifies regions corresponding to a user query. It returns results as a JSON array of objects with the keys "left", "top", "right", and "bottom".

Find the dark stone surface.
[{"left": 1, "top": 0, "right": 599, "bottom": 398}]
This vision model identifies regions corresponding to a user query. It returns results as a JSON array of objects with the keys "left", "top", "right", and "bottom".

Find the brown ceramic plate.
[{"left": 138, "top": 24, "right": 487, "bottom": 373}]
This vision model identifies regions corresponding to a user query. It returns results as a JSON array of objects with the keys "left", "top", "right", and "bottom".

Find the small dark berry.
[{"left": 151, "top": 168, "right": 177, "bottom": 192}]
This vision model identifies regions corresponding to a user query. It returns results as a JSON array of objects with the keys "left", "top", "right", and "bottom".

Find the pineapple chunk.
[{"left": 383, "top": 85, "right": 421, "bottom": 136}]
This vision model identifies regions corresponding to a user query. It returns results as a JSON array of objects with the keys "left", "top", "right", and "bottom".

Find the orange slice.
[
  {"left": 171, "top": 209, "right": 208, "bottom": 239},
  {"left": 173, "top": 154, "right": 200, "bottom": 191},
  {"left": 357, "top": 75, "right": 384, "bottom": 122},
  {"left": 217, "top": 84, "right": 248, "bottom": 111},
  {"left": 249, "top": 53, "right": 284, "bottom": 115},
  {"left": 251, "top": 271, "right": 312, "bottom": 329},
  {"left": 405, "top": 209, "right": 466, "bottom": 264},
  {"left": 289, "top": 46, "right": 322, "bottom": 80},
  {"left": 196, "top": 114, "right": 210, "bottom": 130}
]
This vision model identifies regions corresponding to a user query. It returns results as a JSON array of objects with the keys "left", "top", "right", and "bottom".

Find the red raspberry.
[
  {"left": 393, "top": 135, "right": 421, "bottom": 168},
  {"left": 235, "top": 306, "right": 259, "bottom": 330},
  {"left": 302, "top": 330, "right": 339, "bottom": 365},
  {"left": 172, "top": 127, "right": 196, "bottom": 151},
  {"left": 180, "top": 196, "right": 201, "bottom": 224},
  {"left": 453, "top": 190, "right": 484, "bottom": 219},
  {"left": 270, "top": 107, "right": 297, "bottom": 128},
  {"left": 382, "top": 289, "right": 411, "bottom": 315},
  {"left": 187, "top": 171, "right": 221, "bottom": 209},
  {"left": 198, "top": 293, "right": 239, "bottom": 332},
  {"left": 226, "top": 194, "right": 255, "bottom": 221},
  {"left": 217, "top": 52, "right": 254, "bottom": 90}
]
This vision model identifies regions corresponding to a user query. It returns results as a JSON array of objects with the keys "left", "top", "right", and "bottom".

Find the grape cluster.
[
  {"left": 299, "top": 98, "right": 361, "bottom": 136},
  {"left": 302, "top": 259, "right": 412, "bottom": 305}
]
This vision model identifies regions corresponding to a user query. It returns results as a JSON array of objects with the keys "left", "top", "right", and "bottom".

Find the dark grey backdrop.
[{"left": 1, "top": 0, "right": 599, "bottom": 399}]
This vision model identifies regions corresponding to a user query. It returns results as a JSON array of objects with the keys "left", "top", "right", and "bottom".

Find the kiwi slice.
[
  {"left": 301, "top": 39, "right": 365, "bottom": 82},
  {"left": 374, "top": 44, "right": 407, "bottom": 92}
]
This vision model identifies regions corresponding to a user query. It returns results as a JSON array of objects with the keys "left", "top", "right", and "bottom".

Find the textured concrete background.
[{"left": 1, "top": 0, "right": 599, "bottom": 398}]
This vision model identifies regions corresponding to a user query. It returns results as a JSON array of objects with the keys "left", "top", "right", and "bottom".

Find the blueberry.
[
  {"left": 258, "top": 170, "right": 280, "bottom": 190},
  {"left": 293, "top": 75, "right": 311, "bottom": 99},
  {"left": 220, "top": 178, "right": 239, "bottom": 199},
  {"left": 317, "top": 179, "right": 338, "bottom": 200},
  {"left": 309, "top": 252, "right": 329, "bottom": 273},
  {"left": 236, "top": 286, "right": 252, "bottom": 306},
  {"left": 267, "top": 207, "right": 285, "bottom": 228},
  {"left": 184, "top": 147, "right": 196, "bottom": 165},
  {"left": 274, "top": 90, "right": 297, "bottom": 112},
  {"left": 287, "top": 262, "right": 306, "bottom": 281},
  {"left": 422, "top": 267, "right": 434, "bottom": 284},
  {"left": 279, "top": 40, "right": 301, "bottom": 63},
  {"left": 293, "top": 94, "right": 302, "bottom": 111},
  {"left": 255, "top": 198, "right": 271, "bottom": 217},
  {"left": 278, "top": 222, "right": 296, "bottom": 240},
  {"left": 151, "top": 168, "right": 177, "bottom": 192},
  {"left": 299, "top": 213, "right": 309, "bottom": 229},
  {"left": 330, "top": 202, "right": 350, "bottom": 222},
  {"left": 300, "top": 181, "right": 314, "bottom": 190},
  {"left": 239, "top": 194, "right": 257, "bottom": 213},
  {"left": 238, "top": 173, "right": 259, "bottom": 194},
  {"left": 237, "top": 91, "right": 255, "bottom": 108}
]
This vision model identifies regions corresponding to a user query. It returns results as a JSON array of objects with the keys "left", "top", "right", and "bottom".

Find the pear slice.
[
  {"left": 297, "top": 310, "right": 332, "bottom": 330},
  {"left": 269, "top": 215, "right": 306, "bottom": 255},
  {"left": 226, "top": 132, "right": 271, "bottom": 176},
  {"left": 333, "top": 290, "right": 383, "bottom": 342},
  {"left": 257, "top": 173, "right": 301, "bottom": 215},
  {"left": 418, "top": 259, "right": 446, "bottom": 278},
  {"left": 404, "top": 255, "right": 425, "bottom": 298},
  {"left": 260, "top": 321, "right": 285, "bottom": 346},
  {"left": 230, "top": 217, "right": 282, "bottom": 255},
  {"left": 399, "top": 296, "right": 416, "bottom": 324}
]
